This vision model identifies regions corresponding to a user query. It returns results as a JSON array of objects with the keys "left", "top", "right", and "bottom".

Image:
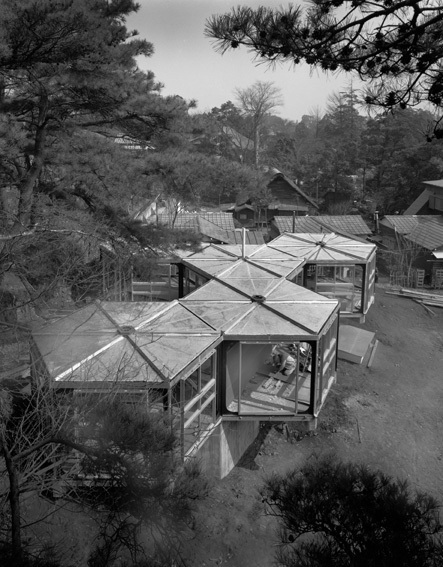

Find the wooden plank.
[
  {"left": 413, "top": 299, "right": 436, "bottom": 316},
  {"left": 421, "top": 301, "right": 443, "bottom": 308},
  {"left": 367, "top": 339, "right": 379, "bottom": 368},
  {"left": 400, "top": 288, "right": 443, "bottom": 300}
]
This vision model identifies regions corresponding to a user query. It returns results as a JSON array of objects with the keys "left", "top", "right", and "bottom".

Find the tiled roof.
[
  {"left": 380, "top": 215, "right": 443, "bottom": 235},
  {"left": 273, "top": 216, "right": 322, "bottom": 233},
  {"left": 156, "top": 212, "right": 236, "bottom": 232},
  {"left": 273, "top": 215, "right": 371, "bottom": 236},
  {"left": 314, "top": 216, "right": 372, "bottom": 235},
  {"left": 381, "top": 215, "right": 443, "bottom": 250},
  {"left": 404, "top": 218, "right": 443, "bottom": 251}
]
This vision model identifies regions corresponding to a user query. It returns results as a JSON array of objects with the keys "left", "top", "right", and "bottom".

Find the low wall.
[{"left": 190, "top": 420, "right": 260, "bottom": 479}]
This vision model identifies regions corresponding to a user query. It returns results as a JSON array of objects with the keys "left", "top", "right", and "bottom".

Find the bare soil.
[{"left": 184, "top": 282, "right": 443, "bottom": 566}]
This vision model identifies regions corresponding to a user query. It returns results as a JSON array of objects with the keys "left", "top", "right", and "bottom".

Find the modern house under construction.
[{"left": 31, "top": 232, "right": 376, "bottom": 478}]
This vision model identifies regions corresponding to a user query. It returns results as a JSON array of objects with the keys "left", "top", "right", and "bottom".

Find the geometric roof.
[
  {"left": 268, "top": 233, "right": 376, "bottom": 263},
  {"left": 35, "top": 232, "right": 378, "bottom": 389},
  {"left": 32, "top": 301, "right": 221, "bottom": 386}
]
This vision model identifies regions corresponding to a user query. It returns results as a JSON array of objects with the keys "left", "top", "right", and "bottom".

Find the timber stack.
[{"left": 385, "top": 288, "right": 443, "bottom": 316}]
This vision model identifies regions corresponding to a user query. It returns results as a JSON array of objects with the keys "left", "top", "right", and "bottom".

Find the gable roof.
[
  {"left": 380, "top": 215, "right": 442, "bottom": 234},
  {"left": 404, "top": 218, "right": 443, "bottom": 251},
  {"left": 221, "top": 126, "right": 254, "bottom": 151},
  {"left": 403, "top": 189, "right": 432, "bottom": 215},
  {"left": 380, "top": 215, "right": 443, "bottom": 250},
  {"left": 267, "top": 170, "right": 319, "bottom": 210},
  {"left": 272, "top": 215, "right": 372, "bottom": 237},
  {"left": 422, "top": 179, "right": 443, "bottom": 189}
]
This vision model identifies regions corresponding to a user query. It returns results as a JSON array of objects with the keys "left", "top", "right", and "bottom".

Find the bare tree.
[
  {"left": 206, "top": 2, "right": 443, "bottom": 138},
  {"left": 0, "top": 378, "right": 207, "bottom": 565},
  {"left": 234, "top": 81, "right": 283, "bottom": 166}
]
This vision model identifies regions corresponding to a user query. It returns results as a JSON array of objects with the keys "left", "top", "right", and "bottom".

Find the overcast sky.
[{"left": 127, "top": 0, "right": 351, "bottom": 122}]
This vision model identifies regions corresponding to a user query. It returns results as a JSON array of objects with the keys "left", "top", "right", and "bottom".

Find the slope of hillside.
[{"left": 185, "top": 282, "right": 443, "bottom": 566}]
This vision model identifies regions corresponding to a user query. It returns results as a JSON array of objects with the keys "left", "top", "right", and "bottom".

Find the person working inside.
[{"left": 272, "top": 345, "right": 297, "bottom": 377}]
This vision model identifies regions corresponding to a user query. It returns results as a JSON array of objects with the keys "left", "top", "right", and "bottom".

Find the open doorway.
[{"left": 224, "top": 341, "right": 314, "bottom": 416}]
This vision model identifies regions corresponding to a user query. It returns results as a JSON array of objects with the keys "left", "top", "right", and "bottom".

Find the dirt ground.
[{"left": 184, "top": 282, "right": 443, "bottom": 567}]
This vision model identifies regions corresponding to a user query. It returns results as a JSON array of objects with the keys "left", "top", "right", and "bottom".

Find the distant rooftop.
[{"left": 273, "top": 215, "right": 372, "bottom": 236}]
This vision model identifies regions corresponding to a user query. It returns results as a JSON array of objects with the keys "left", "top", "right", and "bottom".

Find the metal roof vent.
[
  {"left": 251, "top": 294, "right": 266, "bottom": 303},
  {"left": 119, "top": 325, "right": 136, "bottom": 336}
]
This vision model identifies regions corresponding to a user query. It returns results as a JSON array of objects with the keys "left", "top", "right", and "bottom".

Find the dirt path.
[{"left": 185, "top": 283, "right": 443, "bottom": 566}]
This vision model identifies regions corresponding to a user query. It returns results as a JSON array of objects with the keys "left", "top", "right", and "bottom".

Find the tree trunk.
[
  {"left": 10, "top": 96, "right": 48, "bottom": 235},
  {"left": 254, "top": 124, "right": 260, "bottom": 168},
  {"left": 3, "top": 448, "right": 22, "bottom": 561}
]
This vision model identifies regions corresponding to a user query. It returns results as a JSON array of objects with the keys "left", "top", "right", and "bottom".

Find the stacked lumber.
[{"left": 385, "top": 287, "right": 443, "bottom": 315}]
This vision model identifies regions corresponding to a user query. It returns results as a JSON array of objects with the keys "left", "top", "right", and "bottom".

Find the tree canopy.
[
  {"left": 263, "top": 457, "right": 443, "bottom": 567},
  {"left": 0, "top": 0, "right": 189, "bottom": 235},
  {"left": 206, "top": 1, "right": 443, "bottom": 136}
]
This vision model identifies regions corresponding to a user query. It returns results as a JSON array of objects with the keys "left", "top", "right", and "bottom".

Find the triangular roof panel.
[
  {"left": 268, "top": 302, "right": 337, "bottom": 334},
  {"left": 248, "top": 258, "right": 304, "bottom": 277},
  {"left": 182, "top": 302, "right": 254, "bottom": 331},
  {"left": 183, "top": 280, "right": 250, "bottom": 302},
  {"left": 59, "top": 341, "right": 157, "bottom": 383},
  {"left": 214, "top": 244, "right": 265, "bottom": 257},
  {"left": 186, "top": 245, "right": 236, "bottom": 260},
  {"left": 135, "top": 334, "right": 219, "bottom": 381},
  {"left": 33, "top": 304, "right": 119, "bottom": 379},
  {"left": 102, "top": 301, "right": 171, "bottom": 329},
  {"left": 265, "top": 281, "right": 336, "bottom": 303},
  {"left": 139, "top": 303, "right": 216, "bottom": 334},
  {"left": 184, "top": 258, "right": 239, "bottom": 277},
  {"left": 224, "top": 305, "right": 310, "bottom": 338}
]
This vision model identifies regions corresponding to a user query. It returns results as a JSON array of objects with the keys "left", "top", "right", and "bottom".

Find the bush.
[{"left": 262, "top": 456, "right": 443, "bottom": 567}]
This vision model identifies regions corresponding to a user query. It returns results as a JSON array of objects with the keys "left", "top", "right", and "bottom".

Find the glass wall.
[
  {"left": 305, "top": 264, "right": 364, "bottom": 313},
  {"left": 315, "top": 314, "right": 338, "bottom": 413},
  {"left": 182, "top": 267, "right": 210, "bottom": 297},
  {"left": 169, "top": 353, "right": 217, "bottom": 457},
  {"left": 224, "top": 341, "right": 314, "bottom": 416}
]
